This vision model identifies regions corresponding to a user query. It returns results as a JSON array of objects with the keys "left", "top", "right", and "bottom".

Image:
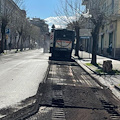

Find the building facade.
[
  {"left": 82, "top": 0, "right": 120, "bottom": 59},
  {"left": 0, "top": 0, "right": 49, "bottom": 51},
  {"left": 30, "top": 18, "right": 49, "bottom": 48},
  {"left": 0, "top": 0, "right": 27, "bottom": 50},
  {"left": 30, "top": 18, "right": 49, "bottom": 34}
]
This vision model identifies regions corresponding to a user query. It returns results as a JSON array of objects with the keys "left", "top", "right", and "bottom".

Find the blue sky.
[
  {"left": 24, "top": 0, "right": 59, "bottom": 19},
  {"left": 24, "top": 0, "right": 85, "bottom": 29},
  {"left": 24, "top": 0, "right": 66, "bottom": 29}
]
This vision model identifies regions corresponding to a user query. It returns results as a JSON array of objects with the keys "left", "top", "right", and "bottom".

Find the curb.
[
  {"left": 73, "top": 57, "right": 120, "bottom": 92},
  {"left": 114, "top": 85, "right": 120, "bottom": 91},
  {"left": 73, "top": 58, "right": 106, "bottom": 88},
  {"left": 84, "top": 63, "right": 120, "bottom": 92},
  {"left": 0, "top": 49, "right": 32, "bottom": 56},
  {"left": 81, "top": 63, "right": 100, "bottom": 75}
]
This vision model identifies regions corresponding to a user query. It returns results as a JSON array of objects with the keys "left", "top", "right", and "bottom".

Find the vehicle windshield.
[{"left": 55, "top": 30, "right": 74, "bottom": 40}]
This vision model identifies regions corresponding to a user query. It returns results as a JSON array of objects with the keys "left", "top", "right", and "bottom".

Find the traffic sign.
[{"left": 5, "top": 29, "right": 10, "bottom": 34}]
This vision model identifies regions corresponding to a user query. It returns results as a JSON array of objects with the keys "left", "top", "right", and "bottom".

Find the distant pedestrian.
[
  {"left": 109, "top": 42, "right": 112, "bottom": 55},
  {"left": 107, "top": 42, "right": 112, "bottom": 55}
]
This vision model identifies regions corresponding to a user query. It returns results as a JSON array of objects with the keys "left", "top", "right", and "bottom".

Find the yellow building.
[{"left": 82, "top": 0, "right": 120, "bottom": 59}]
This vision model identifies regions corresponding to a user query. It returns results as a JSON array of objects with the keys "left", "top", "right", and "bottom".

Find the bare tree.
[
  {"left": 0, "top": 0, "right": 24, "bottom": 53},
  {"left": 82, "top": 0, "right": 118, "bottom": 65},
  {"left": 56, "top": 0, "right": 85, "bottom": 57},
  {"left": 30, "top": 25, "right": 41, "bottom": 48},
  {"left": 15, "top": 15, "right": 25, "bottom": 52},
  {"left": 90, "top": 14, "right": 104, "bottom": 65},
  {"left": 0, "top": 14, "right": 9, "bottom": 53},
  {"left": 0, "top": 0, "right": 11, "bottom": 53},
  {"left": 86, "top": 0, "right": 107, "bottom": 65},
  {"left": 22, "top": 19, "right": 31, "bottom": 50},
  {"left": 59, "top": 0, "right": 110, "bottom": 65}
]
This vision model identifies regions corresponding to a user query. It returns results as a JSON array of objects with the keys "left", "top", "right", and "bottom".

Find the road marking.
[{"left": 52, "top": 108, "right": 66, "bottom": 120}]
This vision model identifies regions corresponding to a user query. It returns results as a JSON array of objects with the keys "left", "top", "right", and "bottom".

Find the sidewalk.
[
  {"left": 73, "top": 51, "right": 120, "bottom": 99},
  {"left": 78, "top": 51, "right": 120, "bottom": 71},
  {"left": 0, "top": 48, "right": 30, "bottom": 56}
]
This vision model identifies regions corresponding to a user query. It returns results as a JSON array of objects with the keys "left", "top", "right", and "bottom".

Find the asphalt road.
[
  {"left": 0, "top": 49, "right": 49, "bottom": 118},
  {"left": 26, "top": 60, "right": 120, "bottom": 120},
  {"left": 1, "top": 51, "right": 120, "bottom": 120}
]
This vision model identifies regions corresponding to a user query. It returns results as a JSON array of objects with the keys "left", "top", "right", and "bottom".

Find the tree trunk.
[
  {"left": 75, "top": 26, "right": 80, "bottom": 57},
  {"left": 16, "top": 35, "right": 20, "bottom": 52},
  {"left": 1, "top": 33, "right": 5, "bottom": 53},
  {"left": 20, "top": 36, "right": 23, "bottom": 51},
  {"left": 91, "top": 33, "right": 97, "bottom": 65},
  {"left": 1, "top": 18, "right": 8, "bottom": 53},
  {"left": 1, "top": 27, "right": 6, "bottom": 53},
  {"left": 91, "top": 26, "right": 99, "bottom": 65},
  {"left": 29, "top": 35, "right": 31, "bottom": 50}
]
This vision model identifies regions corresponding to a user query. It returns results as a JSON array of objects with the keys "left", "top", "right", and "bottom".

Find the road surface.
[
  {"left": 26, "top": 60, "right": 120, "bottom": 120},
  {"left": 0, "top": 49, "right": 49, "bottom": 118}
]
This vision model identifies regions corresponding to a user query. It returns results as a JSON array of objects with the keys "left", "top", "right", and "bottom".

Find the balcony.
[{"left": 82, "top": 0, "right": 88, "bottom": 5}]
